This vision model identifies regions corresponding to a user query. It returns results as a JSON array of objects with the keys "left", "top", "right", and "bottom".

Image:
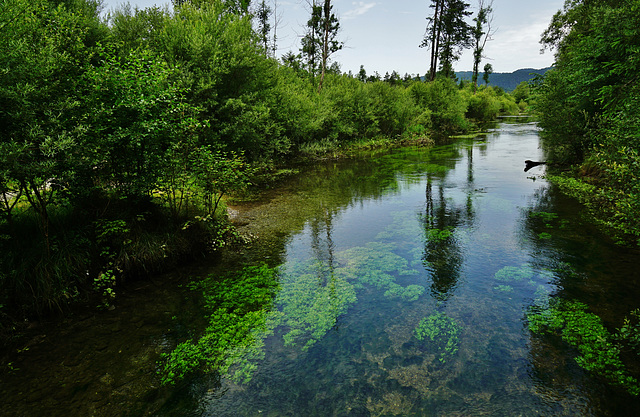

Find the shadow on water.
[{"left": 3, "top": 118, "right": 640, "bottom": 416}]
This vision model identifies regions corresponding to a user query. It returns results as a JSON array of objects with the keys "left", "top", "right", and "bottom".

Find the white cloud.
[{"left": 343, "top": 2, "right": 377, "bottom": 20}]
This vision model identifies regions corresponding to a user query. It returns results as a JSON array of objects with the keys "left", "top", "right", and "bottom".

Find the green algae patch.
[
  {"left": 336, "top": 242, "right": 424, "bottom": 301},
  {"left": 414, "top": 312, "right": 461, "bottom": 363},
  {"left": 337, "top": 242, "right": 419, "bottom": 279},
  {"left": 527, "top": 299, "right": 640, "bottom": 396},
  {"left": 159, "top": 265, "right": 280, "bottom": 385},
  {"left": 384, "top": 283, "right": 425, "bottom": 301},
  {"left": 277, "top": 261, "right": 357, "bottom": 350},
  {"left": 493, "top": 264, "right": 534, "bottom": 283}
]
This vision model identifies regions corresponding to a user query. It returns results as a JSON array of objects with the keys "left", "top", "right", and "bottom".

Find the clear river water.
[{"left": 2, "top": 118, "right": 640, "bottom": 416}]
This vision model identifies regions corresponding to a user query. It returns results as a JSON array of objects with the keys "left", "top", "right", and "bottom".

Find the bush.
[{"left": 409, "top": 78, "right": 469, "bottom": 136}]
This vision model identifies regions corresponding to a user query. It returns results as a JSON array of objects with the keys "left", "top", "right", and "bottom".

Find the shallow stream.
[{"left": 3, "top": 118, "right": 640, "bottom": 416}]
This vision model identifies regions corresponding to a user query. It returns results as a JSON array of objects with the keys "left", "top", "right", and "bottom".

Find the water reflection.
[
  {"left": 165, "top": 121, "right": 640, "bottom": 416},
  {"left": 8, "top": 120, "right": 640, "bottom": 417},
  {"left": 422, "top": 177, "right": 465, "bottom": 301}
]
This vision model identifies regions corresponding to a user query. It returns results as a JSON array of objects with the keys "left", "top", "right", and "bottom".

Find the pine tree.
[{"left": 421, "top": 0, "right": 473, "bottom": 80}]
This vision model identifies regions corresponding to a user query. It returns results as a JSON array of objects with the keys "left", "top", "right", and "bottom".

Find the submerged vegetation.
[
  {"left": 160, "top": 207, "right": 442, "bottom": 384},
  {"left": 160, "top": 265, "right": 280, "bottom": 385},
  {"left": 528, "top": 299, "right": 640, "bottom": 396},
  {"left": 414, "top": 312, "right": 461, "bottom": 363}
]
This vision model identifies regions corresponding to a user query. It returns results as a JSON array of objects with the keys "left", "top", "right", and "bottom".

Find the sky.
[{"left": 100, "top": 0, "right": 566, "bottom": 76}]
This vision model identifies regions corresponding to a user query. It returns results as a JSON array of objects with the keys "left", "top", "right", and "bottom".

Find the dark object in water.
[{"left": 524, "top": 160, "right": 546, "bottom": 172}]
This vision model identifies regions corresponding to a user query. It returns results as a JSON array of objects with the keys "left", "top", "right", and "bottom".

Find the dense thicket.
[
  {"left": 534, "top": 0, "right": 640, "bottom": 244},
  {"left": 0, "top": 0, "right": 520, "bottom": 323}
]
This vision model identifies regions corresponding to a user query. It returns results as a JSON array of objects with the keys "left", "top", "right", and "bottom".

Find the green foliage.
[
  {"left": 512, "top": 81, "right": 531, "bottom": 104},
  {"left": 160, "top": 264, "right": 280, "bottom": 385},
  {"left": 414, "top": 311, "right": 461, "bottom": 363},
  {"left": 0, "top": 0, "right": 512, "bottom": 324},
  {"left": 426, "top": 227, "right": 454, "bottom": 242},
  {"left": 528, "top": 299, "right": 640, "bottom": 395},
  {"left": 277, "top": 261, "right": 357, "bottom": 350},
  {"left": 617, "top": 309, "right": 640, "bottom": 356},
  {"left": 529, "top": 211, "right": 559, "bottom": 224},
  {"left": 535, "top": 1, "right": 640, "bottom": 244},
  {"left": 408, "top": 78, "right": 470, "bottom": 135},
  {"left": 422, "top": 0, "right": 473, "bottom": 80}
]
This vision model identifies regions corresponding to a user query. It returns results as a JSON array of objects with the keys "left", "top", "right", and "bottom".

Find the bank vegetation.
[
  {"left": 534, "top": 0, "right": 640, "bottom": 246},
  {"left": 0, "top": 0, "right": 524, "bottom": 332}
]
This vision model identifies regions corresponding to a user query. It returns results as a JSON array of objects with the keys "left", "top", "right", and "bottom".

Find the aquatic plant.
[
  {"left": 338, "top": 242, "right": 418, "bottom": 277},
  {"left": 425, "top": 227, "right": 454, "bottom": 242},
  {"left": 160, "top": 264, "right": 280, "bottom": 385},
  {"left": 414, "top": 312, "right": 461, "bottom": 363},
  {"left": 617, "top": 309, "right": 640, "bottom": 356},
  {"left": 529, "top": 211, "right": 559, "bottom": 227},
  {"left": 375, "top": 211, "right": 422, "bottom": 243},
  {"left": 493, "top": 264, "right": 534, "bottom": 283},
  {"left": 527, "top": 299, "right": 640, "bottom": 395},
  {"left": 493, "top": 284, "right": 513, "bottom": 292},
  {"left": 384, "top": 283, "right": 425, "bottom": 301},
  {"left": 277, "top": 262, "right": 357, "bottom": 350}
]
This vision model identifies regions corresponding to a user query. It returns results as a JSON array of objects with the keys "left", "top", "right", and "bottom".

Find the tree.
[
  {"left": 300, "top": 1, "right": 343, "bottom": 91},
  {"left": 471, "top": 0, "right": 494, "bottom": 88},
  {"left": 423, "top": 0, "right": 443, "bottom": 81},
  {"left": 223, "top": 0, "right": 252, "bottom": 14},
  {"left": 174, "top": 0, "right": 252, "bottom": 14},
  {"left": 482, "top": 63, "right": 492, "bottom": 85},
  {"left": 255, "top": 0, "right": 272, "bottom": 55},
  {"left": 0, "top": 0, "right": 101, "bottom": 254},
  {"left": 357, "top": 65, "right": 367, "bottom": 82},
  {"left": 301, "top": 2, "right": 322, "bottom": 79},
  {"left": 271, "top": 0, "right": 281, "bottom": 56},
  {"left": 317, "top": 0, "right": 343, "bottom": 91},
  {"left": 422, "top": 0, "right": 473, "bottom": 80}
]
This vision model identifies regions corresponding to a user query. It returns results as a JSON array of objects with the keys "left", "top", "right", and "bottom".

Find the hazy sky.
[{"left": 101, "top": 0, "right": 565, "bottom": 75}]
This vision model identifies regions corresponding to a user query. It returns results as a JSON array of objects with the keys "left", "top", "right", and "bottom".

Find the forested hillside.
[
  {"left": 456, "top": 67, "right": 552, "bottom": 91},
  {"left": 0, "top": 0, "right": 521, "bottom": 324},
  {"left": 534, "top": 0, "right": 640, "bottom": 245}
]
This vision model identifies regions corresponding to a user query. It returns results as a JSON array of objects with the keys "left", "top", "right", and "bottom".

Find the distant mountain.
[{"left": 455, "top": 67, "right": 552, "bottom": 91}]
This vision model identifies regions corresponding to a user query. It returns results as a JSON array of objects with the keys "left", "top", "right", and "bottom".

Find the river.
[{"left": 2, "top": 118, "right": 640, "bottom": 416}]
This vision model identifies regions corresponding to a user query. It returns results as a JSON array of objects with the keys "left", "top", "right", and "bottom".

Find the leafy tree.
[
  {"left": 300, "top": 1, "right": 343, "bottom": 91},
  {"left": 422, "top": 0, "right": 473, "bottom": 80},
  {"left": 357, "top": 65, "right": 367, "bottom": 82},
  {"left": 301, "top": 2, "right": 322, "bottom": 79},
  {"left": 482, "top": 62, "right": 492, "bottom": 85},
  {"left": 535, "top": 0, "right": 640, "bottom": 243},
  {"left": 108, "top": 4, "right": 168, "bottom": 56},
  {"left": 81, "top": 48, "right": 196, "bottom": 199},
  {"left": 254, "top": 0, "right": 272, "bottom": 55},
  {"left": 471, "top": 0, "right": 494, "bottom": 88},
  {"left": 512, "top": 81, "right": 530, "bottom": 103},
  {"left": 0, "top": 0, "right": 102, "bottom": 253}
]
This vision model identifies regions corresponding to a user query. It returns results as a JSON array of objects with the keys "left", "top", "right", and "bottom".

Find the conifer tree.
[{"left": 421, "top": 0, "right": 473, "bottom": 80}]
